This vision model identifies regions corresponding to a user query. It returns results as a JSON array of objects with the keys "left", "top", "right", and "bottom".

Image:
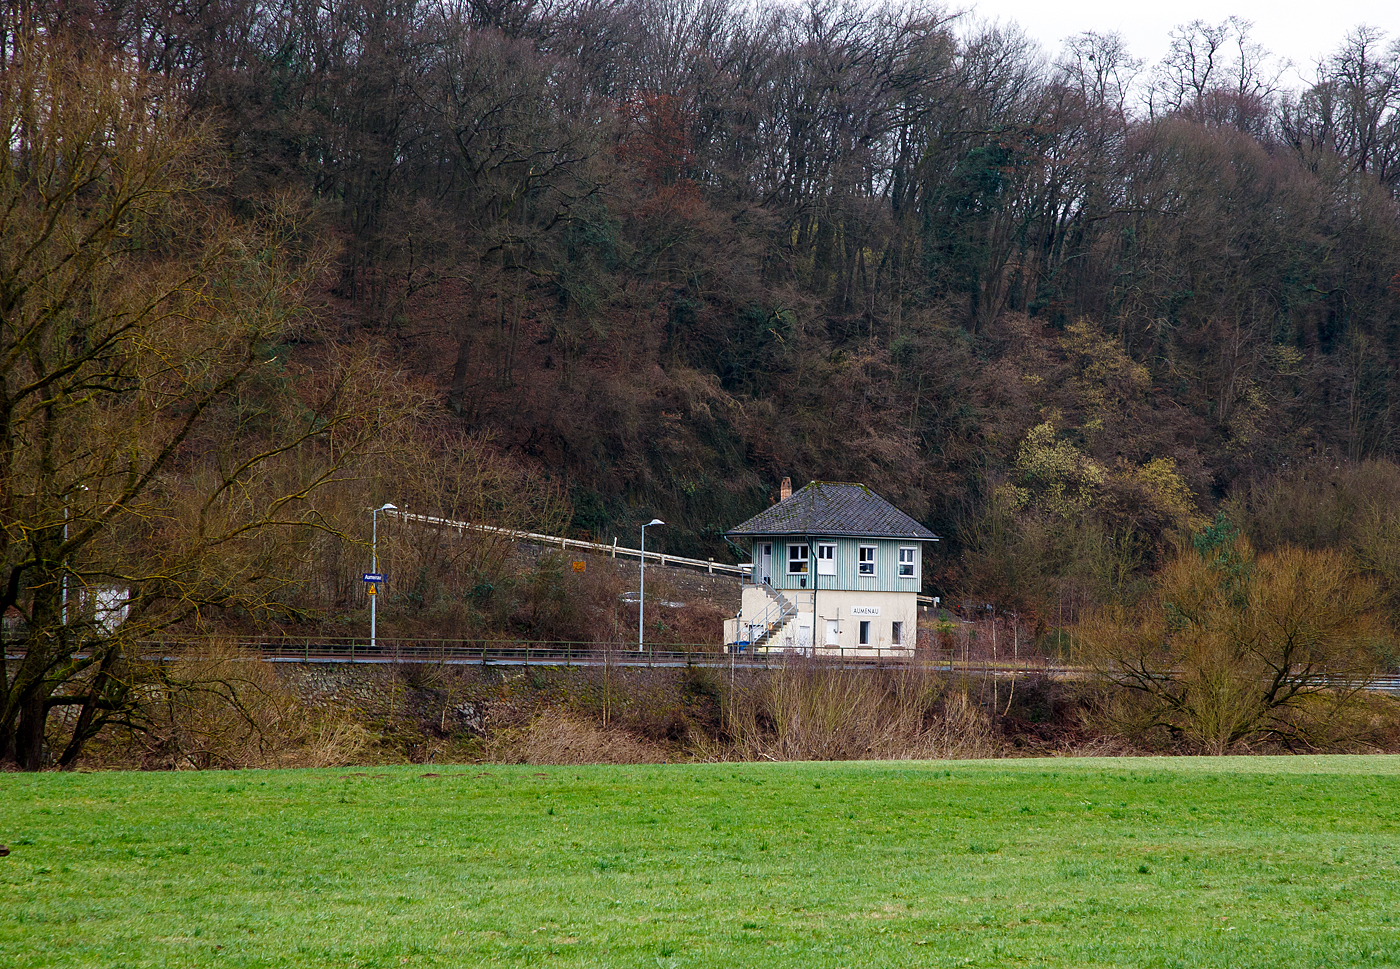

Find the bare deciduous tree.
[
  {"left": 1076, "top": 520, "right": 1392, "bottom": 753},
  {"left": 0, "top": 30, "right": 414, "bottom": 769}
]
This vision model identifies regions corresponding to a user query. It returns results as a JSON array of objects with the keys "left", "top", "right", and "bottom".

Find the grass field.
[{"left": 3, "top": 756, "right": 1400, "bottom": 968}]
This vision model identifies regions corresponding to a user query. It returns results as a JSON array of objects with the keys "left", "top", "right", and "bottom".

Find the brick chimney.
[{"left": 780, "top": 477, "right": 792, "bottom": 502}]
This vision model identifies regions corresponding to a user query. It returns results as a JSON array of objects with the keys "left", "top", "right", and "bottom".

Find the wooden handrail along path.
[{"left": 388, "top": 510, "right": 749, "bottom": 576}]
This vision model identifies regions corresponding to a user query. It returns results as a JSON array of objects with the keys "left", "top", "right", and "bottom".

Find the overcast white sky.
[{"left": 967, "top": 0, "right": 1395, "bottom": 87}]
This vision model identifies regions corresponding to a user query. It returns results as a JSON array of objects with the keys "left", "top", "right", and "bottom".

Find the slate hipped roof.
[{"left": 726, "top": 481, "right": 938, "bottom": 540}]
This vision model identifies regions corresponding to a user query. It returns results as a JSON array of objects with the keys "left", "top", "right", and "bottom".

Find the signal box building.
[{"left": 723, "top": 480, "right": 937, "bottom": 654}]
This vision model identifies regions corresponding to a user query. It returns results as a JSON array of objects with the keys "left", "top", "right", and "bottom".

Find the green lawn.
[{"left": 3, "top": 756, "right": 1400, "bottom": 968}]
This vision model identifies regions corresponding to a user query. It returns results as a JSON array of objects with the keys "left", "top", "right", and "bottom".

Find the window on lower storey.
[
  {"left": 891, "top": 621, "right": 904, "bottom": 645},
  {"left": 859, "top": 620, "right": 871, "bottom": 645}
]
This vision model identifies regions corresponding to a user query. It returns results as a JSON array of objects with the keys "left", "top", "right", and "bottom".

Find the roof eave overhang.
[{"left": 725, "top": 530, "right": 938, "bottom": 541}]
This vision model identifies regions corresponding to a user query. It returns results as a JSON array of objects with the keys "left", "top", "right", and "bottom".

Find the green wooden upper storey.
[{"left": 726, "top": 482, "right": 937, "bottom": 593}]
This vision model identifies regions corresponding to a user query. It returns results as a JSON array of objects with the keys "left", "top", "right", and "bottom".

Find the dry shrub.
[
  {"left": 298, "top": 719, "right": 376, "bottom": 767},
  {"left": 718, "top": 660, "right": 999, "bottom": 761},
  {"left": 919, "top": 688, "right": 1001, "bottom": 760},
  {"left": 485, "top": 708, "right": 671, "bottom": 764},
  {"left": 571, "top": 663, "right": 719, "bottom": 743},
  {"left": 1246, "top": 690, "right": 1400, "bottom": 753},
  {"left": 78, "top": 641, "right": 371, "bottom": 769},
  {"left": 1069, "top": 679, "right": 1400, "bottom": 756},
  {"left": 1351, "top": 692, "right": 1400, "bottom": 751},
  {"left": 659, "top": 603, "right": 728, "bottom": 648}
]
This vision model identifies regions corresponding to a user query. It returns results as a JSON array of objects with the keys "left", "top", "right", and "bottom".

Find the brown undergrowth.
[
  {"left": 485, "top": 709, "right": 672, "bottom": 764},
  {"left": 710, "top": 660, "right": 1000, "bottom": 761},
  {"left": 73, "top": 641, "right": 373, "bottom": 770},
  {"left": 68, "top": 654, "right": 1400, "bottom": 769}
]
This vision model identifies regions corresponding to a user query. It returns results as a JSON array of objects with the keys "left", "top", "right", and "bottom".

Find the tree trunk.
[
  {"left": 14, "top": 690, "right": 46, "bottom": 770},
  {"left": 447, "top": 335, "right": 473, "bottom": 416}
]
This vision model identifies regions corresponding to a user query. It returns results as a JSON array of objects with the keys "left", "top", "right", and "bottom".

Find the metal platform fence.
[{"left": 120, "top": 636, "right": 1018, "bottom": 671}]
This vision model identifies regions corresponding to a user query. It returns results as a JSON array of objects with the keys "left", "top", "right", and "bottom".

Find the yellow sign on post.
[
  {"left": 572, "top": 561, "right": 586, "bottom": 573},
  {"left": 367, "top": 584, "right": 377, "bottom": 596}
]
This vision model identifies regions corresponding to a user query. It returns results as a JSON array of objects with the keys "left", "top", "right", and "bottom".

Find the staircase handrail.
[{"left": 737, "top": 583, "right": 800, "bottom": 647}]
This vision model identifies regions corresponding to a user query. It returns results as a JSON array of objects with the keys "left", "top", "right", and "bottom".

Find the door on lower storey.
[
  {"left": 825, "top": 619, "right": 839, "bottom": 646},
  {"left": 796, "top": 623, "right": 812, "bottom": 650}
]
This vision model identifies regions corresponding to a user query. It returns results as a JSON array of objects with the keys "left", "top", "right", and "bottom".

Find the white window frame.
[
  {"left": 898, "top": 546, "right": 917, "bottom": 578},
  {"left": 891, "top": 621, "right": 904, "bottom": 646},
  {"left": 858, "top": 545, "right": 877, "bottom": 576},
  {"left": 786, "top": 543, "right": 809, "bottom": 574},
  {"left": 816, "top": 543, "right": 836, "bottom": 576},
  {"left": 858, "top": 620, "right": 871, "bottom": 645}
]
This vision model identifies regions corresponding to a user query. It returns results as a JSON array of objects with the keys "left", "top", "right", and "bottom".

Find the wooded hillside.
[{"left": 9, "top": 1, "right": 1400, "bottom": 610}]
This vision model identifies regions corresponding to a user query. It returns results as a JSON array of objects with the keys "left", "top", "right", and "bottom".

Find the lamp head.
[
  {"left": 645, "top": 518, "right": 665, "bottom": 527},
  {"left": 377, "top": 503, "right": 398, "bottom": 512}
]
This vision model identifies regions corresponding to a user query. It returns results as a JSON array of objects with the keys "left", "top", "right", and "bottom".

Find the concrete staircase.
[{"left": 749, "top": 585, "right": 800, "bottom": 649}]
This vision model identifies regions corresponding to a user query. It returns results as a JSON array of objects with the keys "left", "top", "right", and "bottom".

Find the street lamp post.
[
  {"left": 638, "top": 518, "right": 664, "bottom": 652},
  {"left": 371, "top": 503, "right": 397, "bottom": 651}
]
